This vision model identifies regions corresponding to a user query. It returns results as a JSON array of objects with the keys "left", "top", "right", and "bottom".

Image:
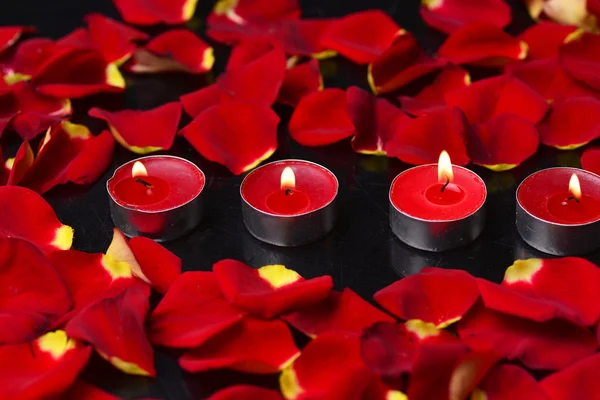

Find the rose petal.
[
  {"left": 89, "top": 102, "right": 181, "bottom": 154},
  {"left": 540, "top": 353, "right": 600, "bottom": 400},
  {"left": 282, "top": 288, "right": 395, "bottom": 337},
  {"left": 320, "top": 10, "right": 403, "bottom": 64},
  {"left": 180, "top": 316, "right": 299, "bottom": 374},
  {"left": 280, "top": 332, "right": 373, "bottom": 400},
  {"left": 180, "top": 100, "right": 279, "bottom": 175},
  {"left": 84, "top": 13, "right": 149, "bottom": 64},
  {"left": 0, "top": 330, "right": 91, "bottom": 399},
  {"left": 127, "top": 236, "right": 181, "bottom": 294},
  {"left": 420, "top": 0, "right": 511, "bottom": 34},
  {"left": 0, "top": 146, "right": 9, "bottom": 184},
  {"left": 537, "top": 96, "right": 600, "bottom": 149},
  {"left": 275, "top": 19, "right": 335, "bottom": 57},
  {"left": 560, "top": 31, "right": 600, "bottom": 90},
  {"left": 537, "top": 0, "right": 597, "bottom": 31},
  {"left": 458, "top": 302, "right": 597, "bottom": 370},
  {"left": 112, "top": 0, "right": 198, "bottom": 25},
  {"left": 65, "top": 286, "right": 155, "bottom": 376},
  {"left": 64, "top": 381, "right": 119, "bottom": 400},
  {"left": 0, "top": 26, "right": 32, "bottom": 56},
  {"left": 128, "top": 29, "right": 214, "bottom": 74},
  {"left": 209, "top": 385, "right": 283, "bottom": 400},
  {"left": 180, "top": 84, "right": 222, "bottom": 118},
  {"left": 3, "top": 38, "right": 55, "bottom": 77},
  {"left": 581, "top": 147, "right": 600, "bottom": 175},
  {"left": 5, "top": 140, "right": 34, "bottom": 185},
  {"left": 0, "top": 186, "right": 73, "bottom": 253},
  {"left": 472, "top": 364, "right": 549, "bottom": 400},
  {"left": 467, "top": 114, "right": 539, "bottom": 171},
  {"left": 347, "top": 86, "right": 412, "bottom": 155},
  {"left": 226, "top": 37, "right": 276, "bottom": 70},
  {"left": 214, "top": 259, "right": 333, "bottom": 319},
  {"left": 289, "top": 88, "right": 355, "bottom": 146},
  {"left": 519, "top": 21, "right": 578, "bottom": 60},
  {"left": 368, "top": 33, "right": 445, "bottom": 95},
  {"left": 148, "top": 272, "right": 244, "bottom": 349},
  {"left": 374, "top": 267, "right": 479, "bottom": 328},
  {"left": 444, "top": 75, "right": 550, "bottom": 125},
  {"left": 438, "top": 22, "right": 528, "bottom": 66},
  {"left": 277, "top": 59, "right": 322, "bottom": 107},
  {"left": 0, "top": 311, "right": 49, "bottom": 345},
  {"left": 448, "top": 348, "right": 501, "bottom": 400},
  {"left": 398, "top": 64, "right": 470, "bottom": 117},
  {"left": 385, "top": 107, "right": 470, "bottom": 166}
]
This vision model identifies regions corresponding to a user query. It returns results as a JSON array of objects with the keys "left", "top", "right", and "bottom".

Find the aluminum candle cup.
[
  {"left": 240, "top": 159, "right": 338, "bottom": 247},
  {"left": 107, "top": 155, "right": 205, "bottom": 242}
]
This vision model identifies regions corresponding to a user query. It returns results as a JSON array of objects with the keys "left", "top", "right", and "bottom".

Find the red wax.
[
  {"left": 107, "top": 156, "right": 205, "bottom": 212},
  {"left": 390, "top": 165, "right": 486, "bottom": 221},
  {"left": 241, "top": 160, "right": 338, "bottom": 216},
  {"left": 517, "top": 168, "right": 600, "bottom": 224}
]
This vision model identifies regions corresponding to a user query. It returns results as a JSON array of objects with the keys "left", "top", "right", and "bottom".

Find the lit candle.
[
  {"left": 107, "top": 155, "right": 205, "bottom": 242},
  {"left": 516, "top": 167, "right": 600, "bottom": 255},
  {"left": 389, "top": 151, "right": 487, "bottom": 251},
  {"left": 240, "top": 159, "right": 338, "bottom": 246}
]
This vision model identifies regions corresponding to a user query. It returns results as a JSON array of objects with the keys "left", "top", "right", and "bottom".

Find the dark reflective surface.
[{"left": 3, "top": 0, "right": 600, "bottom": 398}]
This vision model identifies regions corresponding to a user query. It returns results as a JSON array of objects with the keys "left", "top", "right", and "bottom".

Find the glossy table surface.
[{"left": 2, "top": 0, "right": 598, "bottom": 398}]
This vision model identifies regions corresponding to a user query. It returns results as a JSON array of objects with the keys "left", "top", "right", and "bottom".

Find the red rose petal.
[
  {"left": 467, "top": 114, "right": 539, "bottom": 171},
  {"left": 226, "top": 37, "right": 276, "bottom": 70},
  {"left": 112, "top": 0, "right": 198, "bottom": 25},
  {"left": 65, "top": 286, "right": 155, "bottom": 376},
  {"left": 277, "top": 59, "right": 322, "bottom": 107},
  {"left": 180, "top": 100, "right": 279, "bottom": 175},
  {"left": 0, "top": 330, "right": 91, "bottom": 400},
  {"left": 0, "top": 311, "right": 49, "bottom": 345},
  {"left": 398, "top": 64, "right": 470, "bottom": 117},
  {"left": 560, "top": 31, "right": 600, "bottom": 90},
  {"left": 180, "top": 84, "right": 222, "bottom": 118},
  {"left": 275, "top": 19, "right": 334, "bottom": 57},
  {"left": 3, "top": 38, "right": 55, "bottom": 77},
  {"left": 0, "top": 186, "right": 73, "bottom": 253},
  {"left": 129, "top": 29, "right": 214, "bottom": 74},
  {"left": 0, "top": 147, "right": 9, "bottom": 184},
  {"left": 374, "top": 267, "right": 479, "bottom": 328},
  {"left": 0, "top": 26, "right": 32, "bottom": 56},
  {"left": 282, "top": 288, "right": 394, "bottom": 337},
  {"left": 347, "top": 86, "right": 412, "bottom": 155},
  {"left": 85, "top": 13, "right": 149, "bottom": 64},
  {"left": 472, "top": 364, "right": 548, "bottom": 400},
  {"left": 438, "top": 22, "right": 528, "bottom": 66},
  {"left": 64, "top": 381, "right": 119, "bottom": 400},
  {"left": 89, "top": 102, "right": 181, "bottom": 154},
  {"left": 519, "top": 21, "right": 577, "bottom": 60},
  {"left": 458, "top": 302, "right": 597, "bottom": 370},
  {"left": 448, "top": 347, "right": 501, "bottom": 400},
  {"left": 420, "top": 0, "right": 510, "bottom": 34},
  {"left": 5, "top": 140, "right": 34, "bottom": 185},
  {"left": 180, "top": 316, "right": 299, "bottom": 374},
  {"left": 209, "top": 385, "right": 283, "bottom": 400},
  {"left": 148, "top": 272, "right": 244, "bottom": 349},
  {"left": 213, "top": 259, "right": 333, "bottom": 319},
  {"left": 128, "top": 236, "right": 181, "bottom": 294},
  {"left": 320, "top": 10, "right": 403, "bottom": 64},
  {"left": 212, "top": 0, "right": 300, "bottom": 24},
  {"left": 280, "top": 332, "right": 373, "bottom": 400},
  {"left": 581, "top": 147, "right": 600, "bottom": 175},
  {"left": 540, "top": 353, "right": 600, "bottom": 400},
  {"left": 368, "top": 33, "right": 445, "bottom": 95},
  {"left": 444, "top": 76, "right": 550, "bottom": 125},
  {"left": 385, "top": 107, "right": 470, "bottom": 166},
  {"left": 289, "top": 88, "right": 354, "bottom": 146},
  {"left": 537, "top": 97, "right": 600, "bottom": 149}
]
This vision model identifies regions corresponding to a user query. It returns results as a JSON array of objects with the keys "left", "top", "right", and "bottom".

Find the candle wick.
[
  {"left": 285, "top": 189, "right": 293, "bottom": 196},
  {"left": 566, "top": 196, "right": 580, "bottom": 203},
  {"left": 441, "top": 178, "right": 450, "bottom": 193},
  {"left": 136, "top": 178, "right": 153, "bottom": 188}
]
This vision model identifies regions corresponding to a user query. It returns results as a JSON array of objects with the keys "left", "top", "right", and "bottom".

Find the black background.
[{"left": 2, "top": 0, "right": 598, "bottom": 398}]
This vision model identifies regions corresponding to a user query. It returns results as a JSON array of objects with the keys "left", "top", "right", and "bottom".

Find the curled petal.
[
  {"left": 214, "top": 259, "right": 333, "bottom": 319},
  {"left": 519, "top": 21, "right": 578, "bottom": 60},
  {"left": 537, "top": 97, "right": 600, "bottom": 149},
  {"left": 180, "top": 84, "right": 221, "bottom": 118},
  {"left": 320, "top": 10, "right": 403, "bottom": 64},
  {"left": 4, "top": 38, "right": 55, "bottom": 77},
  {"left": 180, "top": 100, "right": 279, "bottom": 175},
  {"left": 0, "top": 26, "right": 32, "bottom": 55},
  {"left": 438, "top": 22, "right": 527, "bottom": 66},
  {"left": 0, "top": 186, "right": 73, "bottom": 253},
  {"left": 289, "top": 88, "right": 355, "bottom": 146},
  {"left": 0, "top": 330, "right": 91, "bottom": 400},
  {"left": 348, "top": 86, "right": 412, "bottom": 155},
  {"left": 374, "top": 267, "right": 479, "bottom": 328},
  {"left": 277, "top": 59, "right": 322, "bottom": 107},
  {"left": 129, "top": 30, "right": 214, "bottom": 74},
  {"left": 128, "top": 236, "right": 181, "bottom": 294},
  {"left": 473, "top": 364, "right": 548, "bottom": 400},
  {"left": 386, "top": 107, "right": 470, "bottom": 166},
  {"left": 89, "top": 102, "right": 182, "bottom": 154},
  {"left": 180, "top": 316, "right": 299, "bottom": 374},
  {"left": 420, "top": 0, "right": 510, "bottom": 34},
  {"left": 209, "top": 385, "right": 283, "bottom": 400},
  {"left": 467, "top": 114, "right": 539, "bottom": 171},
  {"left": 85, "top": 13, "right": 149, "bottom": 64},
  {"left": 368, "top": 34, "right": 445, "bottom": 95},
  {"left": 64, "top": 381, "right": 119, "bottom": 400},
  {"left": 282, "top": 288, "right": 395, "bottom": 337},
  {"left": 540, "top": 353, "right": 600, "bottom": 400},
  {"left": 65, "top": 286, "right": 155, "bottom": 376},
  {"left": 226, "top": 37, "right": 276, "bottom": 70},
  {"left": 5, "top": 140, "right": 34, "bottom": 186},
  {"left": 581, "top": 147, "right": 600, "bottom": 175},
  {"left": 113, "top": 0, "right": 199, "bottom": 25},
  {"left": 560, "top": 32, "right": 600, "bottom": 90}
]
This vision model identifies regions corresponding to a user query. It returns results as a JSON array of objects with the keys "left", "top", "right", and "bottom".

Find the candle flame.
[
  {"left": 281, "top": 167, "right": 296, "bottom": 190},
  {"left": 569, "top": 173, "right": 581, "bottom": 201},
  {"left": 132, "top": 161, "right": 148, "bottom": 178},
  {"left": 438, "top": 150, "right": 453, "bottom": 183}
]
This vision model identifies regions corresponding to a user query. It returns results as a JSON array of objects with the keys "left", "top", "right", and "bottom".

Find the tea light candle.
[
  {"left": 389, "top": 151, "right": 487, "bottom": 251},
  {"left": 516, "top": 167, "right": 600, "bottom": 255},
  {"left": 107, "top": 155, "right": 205, "bottom": 242},
  {"left": 240, "top": 159, "right": 338, "bottom": 246}
]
